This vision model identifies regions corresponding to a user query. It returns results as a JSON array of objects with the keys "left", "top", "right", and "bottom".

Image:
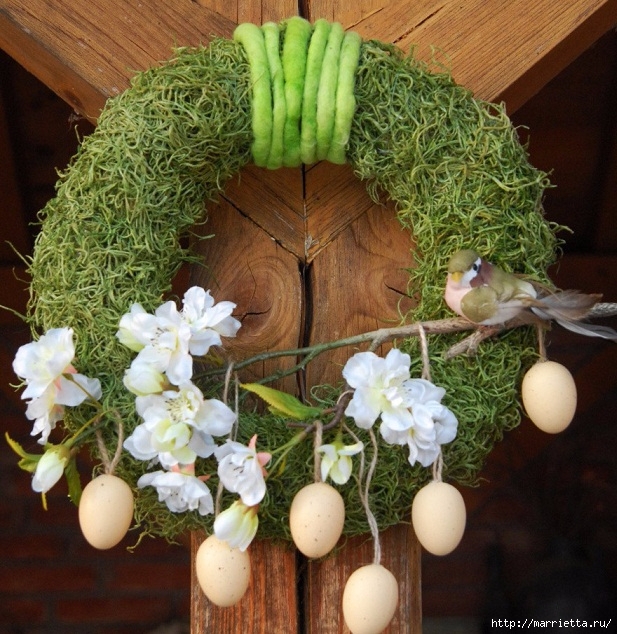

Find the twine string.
[
  {"left": 313, "top": 420, "right": 323, "bottom": 483},
  {"left": 95, "top": 414, "right": 124, "bottom": 475},
  {"left": 537, "top": 324, "right": 548, "bottom": 361},
  {"left": 432, "top": 449, "right": 444, "bottom": 483},
  {"left": 418, "top": 323, "right": 432, "bottom": 382},
  {"left": 216, "top": 362, "right": 239, "bottom": 517}
]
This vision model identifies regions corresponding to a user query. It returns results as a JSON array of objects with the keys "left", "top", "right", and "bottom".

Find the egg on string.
[
  {"left": 289, "top": 481, "right": 345, "bottom": 558},
  {"left": 195, "top": 535, "right": 251, "bottom": 607},
  {"left": 342, "top": 563, "right": 399, "bottom": 634},
  {"left": 521, "top": 360, "right": 577, "bottom": 434},
  {"left": 411, "top": 480, "right": 466, "bottom": 556},
  {"left": 78, "top": 473, "right": 134, "bottom": 549}
]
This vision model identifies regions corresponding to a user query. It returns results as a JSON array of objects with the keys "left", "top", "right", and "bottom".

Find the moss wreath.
[{"left": 23, "top": 16, "right": 562, "bottom": 544}]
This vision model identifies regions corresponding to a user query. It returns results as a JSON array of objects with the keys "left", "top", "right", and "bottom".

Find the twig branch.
[{"left": 198, "top": 302, "right": 617, "bottom": 384}]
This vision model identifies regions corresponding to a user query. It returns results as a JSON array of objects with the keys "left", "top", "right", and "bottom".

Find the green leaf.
[
  {"left": 5, "top": 432, "right": 40, "bottom": 473},
  {"left": 64, "top": 458, "right": 82, "bottom": 507},
  {"left": 241, "top": 383, "right": 322, "bottom": 420}
]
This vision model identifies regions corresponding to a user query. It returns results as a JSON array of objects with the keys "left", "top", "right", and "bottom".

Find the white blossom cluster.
[
  {"left": 342, "top": 348, "right": 458, "bottom": 468},
  {"left": 12, "top": 327, "right": 102, "bottom": 493},
  {"left": 118, "top": 287, "right": 270, "bottom": 550}
]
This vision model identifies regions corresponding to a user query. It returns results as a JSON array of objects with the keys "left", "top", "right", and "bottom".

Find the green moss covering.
[{"left": 25, "top": 26, "right": 561, "bottom": 543}]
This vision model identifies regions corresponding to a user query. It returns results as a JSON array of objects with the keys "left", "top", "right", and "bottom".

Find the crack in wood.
[{"left": 394, "top": 3, "right": 446, "bottom": 45}]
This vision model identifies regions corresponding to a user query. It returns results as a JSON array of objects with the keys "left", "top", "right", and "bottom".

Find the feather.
[
  {"left": 528, "top": 291, "right": 617, "bottom": 340},
  {"left": 554, "top": 318, "right": 617, "bottom": 341},
  {"left": 530, "top": 290, "right": 602, "bottom": 322}
]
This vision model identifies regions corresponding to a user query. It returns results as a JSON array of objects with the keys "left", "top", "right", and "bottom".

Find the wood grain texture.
[
  {"left": 304, "top": 176, "right": 415, "bottom": 385},
  {"left": 0, "top": 0, "right": 236, "bottom": 120},
  {"left": 306, "top": 0, "right": 617, "bottom": 112},
  {"left": 306, "top": 524, "right": 423, "bottom": 634},
  {"left": 2, "top": 0, "right": 616, "bottom": 119},
  {"left": 189, "top": 192, "right": 303, "bottom": 393},
  {"left": 191, "top": 531, "right": 299, "bottom": 633},
  {"left": 188, "top": 190, "right": 302, "bottom": 631}
]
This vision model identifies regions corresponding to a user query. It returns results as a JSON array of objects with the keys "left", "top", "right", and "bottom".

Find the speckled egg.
[
  {"left": 342, "top": 564, "right": 399, "bottom": 634},
  {"left": 289, "top": 482, "right": 345, "bottom": 558},
  {"left": 411, "top": 481, "right": 466, "bottom": 556},
  {"left": 78, "top": 474, "right": 134, "bottom": 549},
  {"left": 195, "top": 535, "right": 251, "bottom": 607},
  {"left": 522, "top": 360, "right": 577, "bottom": 433}
]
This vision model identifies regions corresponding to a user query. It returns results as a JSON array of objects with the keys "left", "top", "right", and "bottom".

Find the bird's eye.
[{"left": 472, "top": 263, "right": 479, "bottom": 272}]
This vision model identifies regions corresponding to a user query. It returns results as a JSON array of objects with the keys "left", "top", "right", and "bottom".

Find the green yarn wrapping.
[{"left": 25, "top": 22, "right": 560, "bottom": 544}]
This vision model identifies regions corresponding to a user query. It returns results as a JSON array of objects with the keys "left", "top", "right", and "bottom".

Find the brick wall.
[{"left": 1, "top": 296, "right": 191, "bottom": 634}]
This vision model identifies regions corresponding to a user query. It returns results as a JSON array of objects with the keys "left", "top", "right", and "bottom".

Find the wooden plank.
[
  {"left": 0, "top": 0, "right": 237, "bottom": 121},
  {"left": 306, "top": 524, "right": 423, "bottom": 634},
  {"left": 304, "top": 172, "right": 415, "bottom": 383},
  {"left": 305, "top": 180, "right": 418, "bottom": 633},
  {"left": 191, "top": 532, "right": 299, "bottom": 633},
  {"left": 304, "top": 163, "right": 377, "bottom": 262},
  {"left": 209, "top": 0, "right": 298, "bottom": 24},
  {"left": 308, "top": 0, "right": 617, "bottom": 112},
  {"left": 2, "top": 0, "right": 616, "bottom": 120},
  {"left": 189, "top": 194, "right": 302, "bottom": 393},
  {"left": 221, "top": 166, "right": 307, "bottom": 261}
]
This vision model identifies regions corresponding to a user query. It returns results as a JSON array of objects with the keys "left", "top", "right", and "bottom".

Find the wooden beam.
[
  {"left": 2, "top": 0, "right": 616, "bottom": 120},
  {"left": 0, "top": 0, "right": 236, "bottom": 121}
]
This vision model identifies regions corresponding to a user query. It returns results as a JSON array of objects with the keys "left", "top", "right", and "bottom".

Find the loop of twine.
[
  {"left": 347, "top": 424, "right": 381, "bottom": 565},
  {"left": 431, "top": 449, "right": 444, "bottom": 483},
  {"left": 95, "top": 415, "right": 124, "bottom": 475}
]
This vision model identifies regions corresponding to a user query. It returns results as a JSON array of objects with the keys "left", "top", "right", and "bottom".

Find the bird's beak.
[{"left": 450, "top": 271, "right": 463, "bottom": 283}]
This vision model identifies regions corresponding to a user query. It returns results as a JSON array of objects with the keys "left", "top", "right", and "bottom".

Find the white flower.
[
  {"left": 25, "top": 391, "right": 65, "bottom": 445},
  {"left": 31, "top": 445, "right": 69, "bottom": 493},
  {"left": 117, "top": 288, "right": 240, "bottom": 387},
  {"left": 116, "top": 304, "right": 158, "bottom": 352},
  {"left": 117, "top": 300, "right": 192, "bottom": 385},
  {"left": 181, "top": 286, "right": 241, "bottom": 355},
  {"left": 124, "top": 382, "right": 236, "bottom": 468},
  {"left": 137, "top": 469, "right": 213, "bottom": 515},
  {"left": 380, "top": 378, "right": 459, "bottom": 467},
  {"left": 123, "top": 360, "right": 167, "bottom": 396},
  {"left": 13, "top": 327, "right": 102, "bottom": 444},
  {"left": 215, "top": 435, "right": 271, "bottom": 507},
  {"left": 342, "top": 349, "right": 459, "bottom": 468},
  {"left": 342, "top": 348, "right": 413, "bottom": 430},
  {"left": 140, "top": 302, "right": 194, "bottom": 385},
  {"left": 318, "top": 438, "right": 364, "bottom": 485},
  {"left": 213, "top": 500, "right": 259, "bottom": 551},
  {"left": 13, "top": 327, "right": 76, "bottom": 400}
]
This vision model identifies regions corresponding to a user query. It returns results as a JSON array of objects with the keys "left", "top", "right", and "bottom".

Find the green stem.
[{"left": 267, "top": 428, "right": 310, "bottom": 477}]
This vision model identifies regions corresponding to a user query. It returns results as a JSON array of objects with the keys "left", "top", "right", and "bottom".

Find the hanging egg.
[
  {"left": 78, "top": 474, "right": 134, "bottom": 549},
  {"left": 411, "top": 481, "right": 466, "bottom": 556},
  {"left": 289, "top": 482, "right": 345, "bottom": 558},
  {"left": 342, "top": 564, "right": 399, "bottom": 634},
  {"left": 195, "top": 535, "right": 251, "bottom": 607},
  {"left": 521, "top": 360, "right": 577, "bottom": 433}
]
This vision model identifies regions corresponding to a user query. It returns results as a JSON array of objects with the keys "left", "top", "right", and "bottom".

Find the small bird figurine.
[{"left": 445, "top": 249, "right": 617, "bottom": 340}]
